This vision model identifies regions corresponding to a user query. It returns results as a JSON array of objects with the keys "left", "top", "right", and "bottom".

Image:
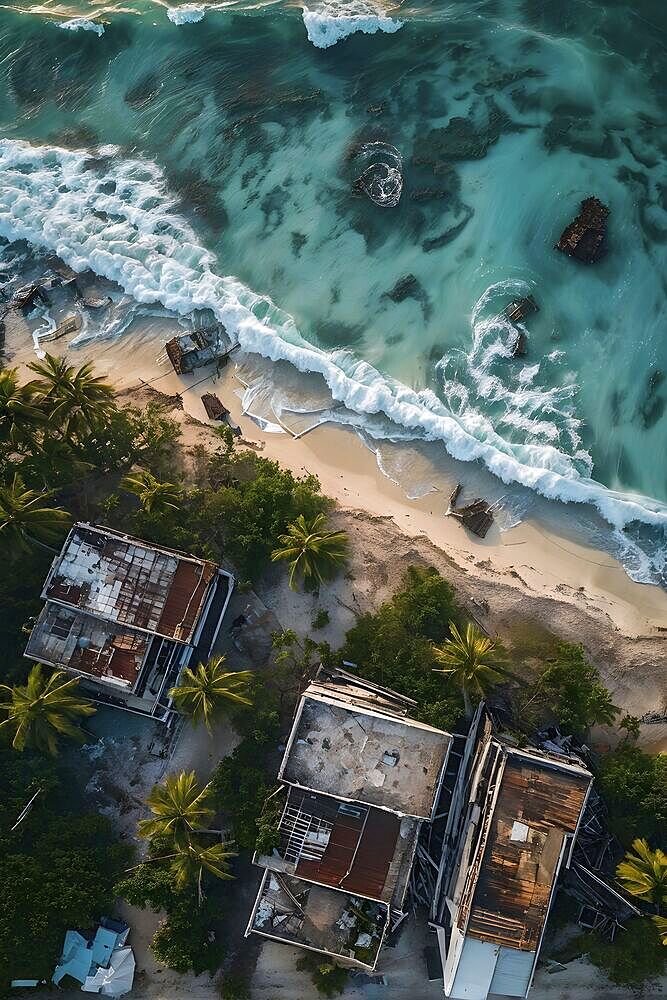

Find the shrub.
[
  {"left": 219, "top": 972, "right": 251, "bottom": 1000},
  {"left": 597, "top": 746, "right": 667, "bottom": 846},
  {"left": 338, "top": 565, "right": 464, "bottom": 730},
  {"left": 311, "top": 608, "right": 330, "bottom": 630},
  {"left": 585, "top": 918, "right": 665, "bottom": 986},
  {"left": 517, "top": 642, "right": 619, "bottom": 736},
  {"left": 209, "top": 708, "right": 281, "bottom": 851},
  {"left": 296, "top": 953, "right": 349, "bottom": 997}
]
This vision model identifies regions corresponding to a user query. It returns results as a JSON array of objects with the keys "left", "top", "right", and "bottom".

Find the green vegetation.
[
  {"left": 0, "top": 665, "right": 95, "bottom": 755},
  {"left": 584, "top": 918, "right": 665, "bottom": 986},
  {"left": 209, "top": 705, "right": 281, "bottom": 852},
  {"left": 432, "top": 621, "right": 505, "bottom": 719},
  {"left": 597, "top": 746, "right": 667, "bottom": 846},
  {"left": 339, "top": 565, "right": 465, "bottom": 730},
  {"left": 169, "top": 656, "right": 253, "bottom": 731},
  {"left": 115, "top": 861, "right": 225, "bottom": 975},
  {"left": 0, "top": 749, "right": 130, "bottom": 988},
  {"left": 311, "top": 608, "right": 330, "bottom": 630},
  {"left": 138, "top": 771, "right": 215, "bottom": 845},
  {"left": 295, "top": 953, "right": 349, "bottom": 996},
  {"left": 616, "top": 839, "right": 667, "bottom": 908},
  {"left": 516, "top": 640, "right": 620, "bottom": 736},
  {"left": 271, "top": 512, "right": 348, "bottom": 590},
  {"left": 0, "top": 473, "right": 70, "bottom": 557},
  {"left": 120, "top": 470, "right": 183, "bottom": 513}
]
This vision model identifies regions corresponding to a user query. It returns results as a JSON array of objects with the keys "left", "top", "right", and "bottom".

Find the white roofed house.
[
  {"left": 24, "top": 523, "right": 234, "bottom": 720},
  {"left": 245, "top": 666, "right": 454, "bottom": 973},
  {"left": 435, "top": 722, "right": 593, "bottom": 1000}
]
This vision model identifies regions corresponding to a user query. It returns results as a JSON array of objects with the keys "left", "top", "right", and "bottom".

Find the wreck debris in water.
[
  {"left": 446, "top": 483, "right": 495, "bottom": 538},
  {"left": 555, "top": 196, "right": 609, "bottom": 263}
]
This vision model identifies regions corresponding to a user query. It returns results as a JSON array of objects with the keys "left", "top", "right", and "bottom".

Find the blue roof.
[
  {"left": 91, "top": 926, "right": 123, "bottom": 966},
  {"left": 52, "top": 932, "right": 94, "bottom": 986}
]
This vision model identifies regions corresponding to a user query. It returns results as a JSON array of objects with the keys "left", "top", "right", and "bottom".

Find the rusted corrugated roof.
[
  {"left": 45, "top": 524, "right": 217, "bottom": 643},
  {"left": 464, "top": 756, "right": 591, "bottom": 951},
  {"left": 286, "top": 791, "right": 400, "bottom": 902}
]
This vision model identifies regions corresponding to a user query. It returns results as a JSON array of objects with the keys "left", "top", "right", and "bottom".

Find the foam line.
[{"left": 0, "top": 138, "right": 665, "bottom": 569}]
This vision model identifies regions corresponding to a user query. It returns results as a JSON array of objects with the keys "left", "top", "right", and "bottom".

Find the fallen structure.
[
  {"left": 555, "top": 197, "right": 609, "bottom": 263},
  {"left": 446, "top": 484, "right": 494, "bottom": 538},
  {"left": 165, "top": 325, "right": 238, "bottom": 375},
  {"left": 431, "top": 714, "right": 593, "bottom": 1000},
  {"left": 201, "top": 392, "right": 241, "bottom": 434},
  {"left": 52, "top": 918, "right": 134, "bottom": 996},
  {"left": 246, "top": 667, "right": 453, "bottom": 972},
  {"left": 24, "top": 523, "right": 234, "bottom": 721}
]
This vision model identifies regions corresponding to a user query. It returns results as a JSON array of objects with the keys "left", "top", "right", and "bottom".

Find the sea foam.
[
  {"left": 0, "top": 138, "right": 665, "bottom": 580},
  {"left": 302, "top": 2, "right": 403, "bottom": 49},
  {"left": 59, "top": 18, "right": 105, "bottom": 36},
  {"left": 167, "top": 5, "right": 206, "bottom": 25}
]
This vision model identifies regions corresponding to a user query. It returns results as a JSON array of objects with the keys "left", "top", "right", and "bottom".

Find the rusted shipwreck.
[
  {"left": 504, "top": 295, "right": 539, "bottom": 357},
  {"left": 446, "top": 483, "right": 494, "bottom": 538},
  {"left": 556, "top": 196, "right": 609, "bottom": 263},
  {"left": 165, "top": 325, "right": 238, "bottom": 375}
]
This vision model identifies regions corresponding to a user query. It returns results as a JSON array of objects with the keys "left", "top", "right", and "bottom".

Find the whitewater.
[{"left": 1, "top": 137, "right": 665, "bottom": 554}]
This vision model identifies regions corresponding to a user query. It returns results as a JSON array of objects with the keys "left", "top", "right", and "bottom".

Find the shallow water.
[{"left": 0, "top": 0, "right": 666, "bottom": 583}]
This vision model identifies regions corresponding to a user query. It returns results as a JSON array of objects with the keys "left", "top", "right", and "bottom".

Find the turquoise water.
[{"left": 0, "top": 1, "right": 666, "bottom": 583}]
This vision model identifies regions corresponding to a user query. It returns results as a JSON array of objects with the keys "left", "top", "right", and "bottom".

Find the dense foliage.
[
  {"left": 516, "top": 641, "right": 619, "bottom": 736},
  {"left": 0, "top": 749, "right": 130, "bottom": 990},
  {"left": 597, "top": 746, "right": 667, "bottom": 846},
  {"left": 338, "top": 565, "right": 465, "bottom": 730},
  {"left": 115, "top": 861, "right": 224, "bottom": 975},
  {"left": 585, "top": 918, "right": 666, "bottom": 986},
  {"left": 209, "top": 705, "right": 282, "bottom": 852},
  {"left": 296, "top": 952, "right": 349, "bottom": 997}
]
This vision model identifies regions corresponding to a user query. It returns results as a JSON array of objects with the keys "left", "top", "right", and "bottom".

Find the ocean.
[{"left": 0, "top": 0, "right": 666, "bottom": 585}]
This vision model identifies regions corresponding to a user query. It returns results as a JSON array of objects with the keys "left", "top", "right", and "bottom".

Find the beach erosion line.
[{"left": 0, "top": 136, "right": 665, "bottom": 583}]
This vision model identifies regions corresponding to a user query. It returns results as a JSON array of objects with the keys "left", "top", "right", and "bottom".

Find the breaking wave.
[
  {"left": 0, "top": 138, "right": 665, "bottom": 582},
  {"left": 302, "top": 1, "right": 403, "bottom": 49},
  {"left": 58, "top": 18, "right": 105, "bottom": 36},
  {"left": 167, "top": 4, "right": 207, "bottom": 24}
]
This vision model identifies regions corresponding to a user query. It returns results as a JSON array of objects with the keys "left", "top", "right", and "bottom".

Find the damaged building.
[
  {"left": 24, "top": 523, "right": 234, "bottom": 720},
  {"left": 245, "top": 667, "right": 453, "bottom": 972},
  {"left": 430, "top": 714, "right": 593, "bottom": 1000}
]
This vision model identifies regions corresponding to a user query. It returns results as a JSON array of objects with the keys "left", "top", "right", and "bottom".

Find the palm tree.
[
  {"left": 170, "top": 839, "right": 236, "bottom": 891},
  {"left": 433, "top": 621, "right": 506, "bottom": 719},
  {"left": 652, "top": 915, "right": 667, "bottom": 945},
  {"left": 616, "top": 839, "right": 667, "bottom": 910},
  {"left": 0, "top": 474, "right": 70, "bottom": 557},
  {"left": 169, "top": 656, "right": 252, "bottom": 731},
  {"left": 125, "top": 838, "right": 236, "bottom": 901},
  {"left": 0, "top": 368, "right": 45, "bottom": 451},
  {"left": 120, "top": 470, "right": 182, "bottom": 514},
  {"left": 28, "top": 353, "right": 115, "bottom": 440},
  {"left": 271, "top": 513, "right": 348, "bottom": 591},
  {"left": 138, "top": 771, "right": 214, "bottom": 846},
  {"left": 0, "top": 664, "right": 96, "bottom": 755}
]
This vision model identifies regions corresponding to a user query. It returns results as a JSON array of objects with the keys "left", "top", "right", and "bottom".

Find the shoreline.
[{"left": 5, "top": 309, "right": 667, "bottom": 639}]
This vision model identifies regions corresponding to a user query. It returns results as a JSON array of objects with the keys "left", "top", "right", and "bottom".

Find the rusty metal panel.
[{"left": 465, "top": 757, "right": 590, "bottom": 950}]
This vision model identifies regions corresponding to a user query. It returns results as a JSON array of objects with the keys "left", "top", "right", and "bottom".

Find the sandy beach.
[{"left": 4, "top": 307, "right": 667, "bottom": 751}]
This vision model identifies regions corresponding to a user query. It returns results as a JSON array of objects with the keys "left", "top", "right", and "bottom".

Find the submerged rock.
[
  {"left": 555, "top": 196, "right": 609, "bottom": 263},
  {"left": 384, "top": 274, "right": 420, "bottom": 303}
]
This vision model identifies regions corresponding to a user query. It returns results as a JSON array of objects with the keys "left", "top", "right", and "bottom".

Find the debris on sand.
[{"left": 446, "top": 483, "right": 494, "bottom": 538}]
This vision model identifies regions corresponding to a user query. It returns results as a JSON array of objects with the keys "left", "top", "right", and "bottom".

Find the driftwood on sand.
[
  {"left": 446, "top": 483, "right": 494, "bottom": 538},
  {"left": 556, "top": 196, "right": 609, "bottom": 263}
]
